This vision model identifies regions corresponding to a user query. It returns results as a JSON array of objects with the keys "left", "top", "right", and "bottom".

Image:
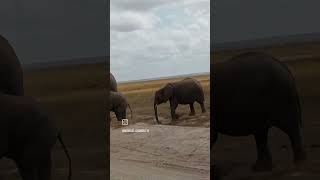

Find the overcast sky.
[
  {"left": 213, "top": 0, "right": 320, "bottom": 43},
  {"left": 111, "top": 0, "right": 210, "bottom": 82},
  {"left": 0, "top": 0, "right": 107, "bottom": 65}
]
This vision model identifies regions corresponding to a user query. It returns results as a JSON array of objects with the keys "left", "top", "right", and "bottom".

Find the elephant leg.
[
  {"left": 15, "top": 151, "right": 37, "bottom": 180},
  {"left": 197, "top": 100, "right": 206, "bottom": 113},
  {"left": 189, "top": 103, "right": 195, "bottom": 116},
  {"left": 16, "top": 144, "right": 52, "bottom": 180},
  {"left": 16, "top": 166, "right": 37, "bottom": 180},
  {"left": 278, "top": 123, "right": 306, "bottom": 164},
  {"left": 252, "top": 129, "right": 273, "bottom": 171},
  {"left": 37, "top": 151, "right": 52, "bottom": 180},
  {"left": 170, "top": 100, "right": 179, "bottom": 120}
]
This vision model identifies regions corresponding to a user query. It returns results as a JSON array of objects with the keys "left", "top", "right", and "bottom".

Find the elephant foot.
[
  {"left": 189, "top": 112, "right": 195, "bottom": 116},
  {"left": 172, "top": 114, "right": 179, "bottom": 120},
  {"left": 252, "top": 160, "right": 273, "bottom": 172}
]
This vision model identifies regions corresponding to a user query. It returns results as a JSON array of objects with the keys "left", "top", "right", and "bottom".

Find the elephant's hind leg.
[
  {"left": 278, "top": 123, "right": 306, "bottom": 164},
  {"left": 189, "top": 103, "right": 195, "bottom": 116},
  {"left": 252, "top": 129, "right": 273, "bottom": 171},
  {"left": 197, "top": 100, "right": 206, "bottom": 113},
  {"left": 37, "top": 150, "right": 52, "bottom": 180}
]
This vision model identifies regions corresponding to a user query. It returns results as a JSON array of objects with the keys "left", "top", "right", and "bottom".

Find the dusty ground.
[
  {"left": 110, "top": 75, "right": 210, "bottom": 179},
  {"left": 213, "top": 49, "right": 320, "bottom": 179},
  {"left": 0, "top": 63, "right": 108, "bottom": 180}
]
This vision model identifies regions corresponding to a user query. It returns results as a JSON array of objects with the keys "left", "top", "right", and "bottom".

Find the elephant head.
[
  {"left": 110, "top": 91, "right": 133, "bottom": 121},
  {"left": 154, "top": 83, "right": 174, "bottom": 124},
  {"left": 114, "top": 103, "right": 133, "bottom": 121}
]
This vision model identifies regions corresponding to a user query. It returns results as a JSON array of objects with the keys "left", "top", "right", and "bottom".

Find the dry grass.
[{"left": 110, "top": 74, "right": 210, "bottom": 129}]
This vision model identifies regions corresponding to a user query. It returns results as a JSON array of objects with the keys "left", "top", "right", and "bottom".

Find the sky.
[
  {"left": 0, "top": 0, "right": 107, "bottom": 65},
  {"left": 213, "top": 0, "right": 320, "bottom": 44},
  {"left": 111, "top": 0, "right": 210, "bottom": 82}
]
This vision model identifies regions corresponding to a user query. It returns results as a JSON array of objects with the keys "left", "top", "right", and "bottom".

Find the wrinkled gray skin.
[
  {"left": 0, "top": 35, "right": 24, "bottom": 96},
  {"left": 154, "top": 78, "right": 206, "bottom": 124},
  {"left": 110, "top": 73, "right": 117, "bottom": 92},
  {"left": 213, "top": 52, "right": 306, "bottom": 171},
  {"left": 110, "top": 91, "right": 132, "bottom": 121},
  {"left": 0, "top": 93, "right": 72, "bottom": 180}
]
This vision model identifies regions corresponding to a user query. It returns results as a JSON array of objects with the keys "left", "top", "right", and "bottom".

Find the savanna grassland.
[
  {"left": 110, "top": 75, "right": 211, "bottom": 180},
  {"left": 0, "top": 63, "right": 108, "bottom": 180},
  {"left": 213, "top": 43, "right": 320, "bottom": 180},
  {"left": 110, "top": 74, "right": 210, "bottom": 128}
]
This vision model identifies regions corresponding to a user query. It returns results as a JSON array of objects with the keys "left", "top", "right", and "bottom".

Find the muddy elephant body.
[
  {"left": 0, "top": 35, "right": 24, "bottom": 96},
  {"left": 110, "top": 73, "right": 117, "bottom": 92},
  {"left": 110, "top": 91, "right": 132, "bottom": 121},
  {"left": 0, "top": 93, "right": 71, "bottom": 180},
  {"left": 213, "top": 52, "right": 306, "bottom": 171},
  {"left": 154, "top": 78, "right": 206, "bottom": 124}
]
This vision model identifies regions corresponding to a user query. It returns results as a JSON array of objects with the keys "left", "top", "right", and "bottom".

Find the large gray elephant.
[
  {"left": 110, "top": 91, "right": 132, "bottom": 121},
  {"left": 0, "top": 93, "right": 72, "bottom": 180},
  {"left": 0, "top": 35, "right": 24, "bottom": 96},
  {"left": 154, "top": 78, "right": 206, "bottom": 124},
  {"left": 213, "top": 52, "right": 306, "bottom": 171},
  {"left": 110, "top": 73, "right": 117, "bottom": 92}
]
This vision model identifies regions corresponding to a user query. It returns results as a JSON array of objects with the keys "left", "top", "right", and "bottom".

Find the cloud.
[
  {"left": 111, "top": 0, "right": 210, "bottom": 82},
  {"left": 111, "top": 11, "right": 159, "bottom": 32},
  {"left": 112, "top": 0, "right": 177, "bottom": 11}
]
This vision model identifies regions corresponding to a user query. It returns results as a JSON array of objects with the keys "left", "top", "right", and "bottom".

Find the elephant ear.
[{"left": 163, "top": 84, "right": 174, "bottom": 102}]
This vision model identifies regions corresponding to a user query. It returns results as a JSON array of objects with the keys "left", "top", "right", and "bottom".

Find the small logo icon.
[{"left": 122, "top": 119, "right": 128, "bottom": 126}]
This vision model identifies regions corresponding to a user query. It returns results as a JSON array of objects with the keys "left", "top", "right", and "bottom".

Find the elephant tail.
[
  {"left": 58, "top": 132, "right": 72, "bottom": 180},
  {"left": 294, "top": 85, "right": 302, "bottom": 128}
]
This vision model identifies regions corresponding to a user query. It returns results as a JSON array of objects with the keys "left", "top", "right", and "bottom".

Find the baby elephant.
[
  {"left": 110, "top": 91, "right": 132, "bottom": 121},
  {"left": 0, "top": 93, "right": 71, "bottom": 180},
  {"left": 154, "top": 78, "right": 206, "bottom": 124}
]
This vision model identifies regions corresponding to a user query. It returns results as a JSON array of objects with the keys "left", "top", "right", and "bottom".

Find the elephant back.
[
  {"left": 110, "top": 73, "right": 118, "bottom": 92},
  {"left": 0, "top": 35, "right": 24, "bottom": 96},
  {"left": 173, "top": 78, "right": 205, "bottom": 103}
]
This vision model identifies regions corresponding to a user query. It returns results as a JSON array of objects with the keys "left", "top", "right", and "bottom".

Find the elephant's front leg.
[
  {"left": 189, "top": 103, "right": 195, "bottom": 116},
  {"left": 170, "top": 100, "right": 179, "bottom": 121},
  {"left": 253, "top": 129, "right": 273, "bottom": 171},
  {"left": 16, "top": 145, "right": 52, "bottom": 180},
  {"left": 16, "top": 162, "right": 37, "bottom": 180}
]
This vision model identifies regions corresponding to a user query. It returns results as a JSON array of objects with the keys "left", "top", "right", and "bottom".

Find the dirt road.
[{"left": 111, "top": 123, "right": 210, "bottom": 180}]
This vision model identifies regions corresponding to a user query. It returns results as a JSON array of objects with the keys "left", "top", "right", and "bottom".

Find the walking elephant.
[
  {"left": 213, "top": 52, "right": 306, "bottom": 171},
  {"left": 110, "top": 91, "right": 132, "bottom": 121},
  {"left": 154, "top": 78, "right": 206, "bottom": 124},
  {"left": 0, "top": 93, "right": 72, "bottom": 180},
  {"left": 0, "top": 35, "right": 24, "bottom": 96},
  {"left": 110, "top": 73, "right": 117, "bottom": 92}
]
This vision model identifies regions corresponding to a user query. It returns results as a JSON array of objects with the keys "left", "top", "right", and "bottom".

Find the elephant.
[
  {"left": 110, "top": 73, "right": 117, "bottom": 92},
  {"left": 0, "top": 93, "right": 72, "bottom": 180},
  {"left": 212, "top": 52, "right": 306, "bottom": 171},
  {"left": 110, "top": 91, "right": 132, "bottom": 121},
  {"left": 0, "top": 35, "right": 24, "bottom": 96},
  {"left": 154, "top": 78, "right": 206, "bottom": 124}
]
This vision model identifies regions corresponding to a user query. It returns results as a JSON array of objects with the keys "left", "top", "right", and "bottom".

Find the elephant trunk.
[
  {"left": 128, "top": 103, "right": 133, "bottom": 121},
  {"left": 154, "top": 103, "right": 161, "bottom": 124}
]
